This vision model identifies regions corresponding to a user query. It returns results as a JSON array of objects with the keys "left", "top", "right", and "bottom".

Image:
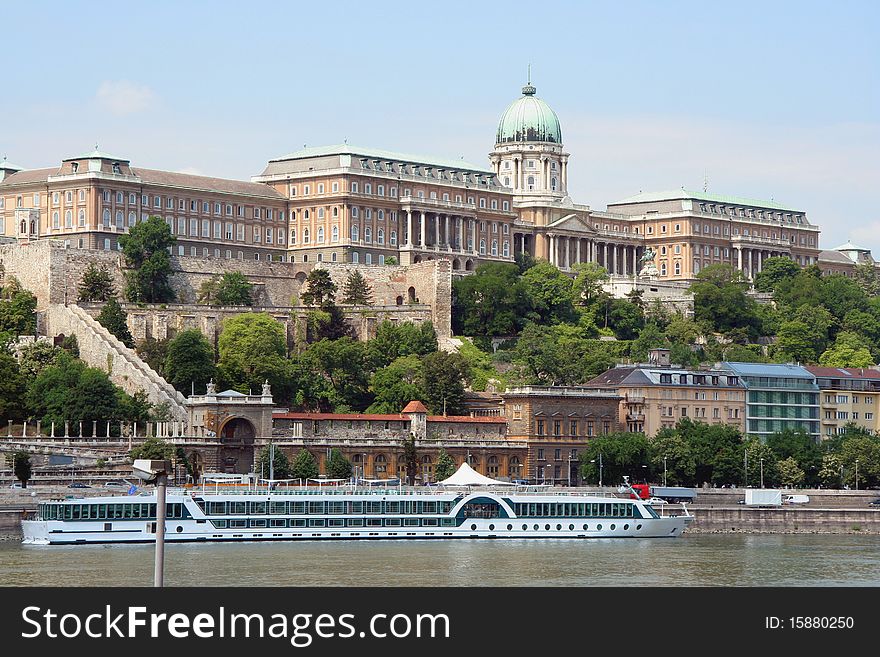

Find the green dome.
[{"left": 496, "top": 83, "right": 562, "bottom": 145}]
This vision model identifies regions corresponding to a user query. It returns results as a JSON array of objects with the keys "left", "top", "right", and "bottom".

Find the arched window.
[
  {"left": 377, "top": 228, "right": 384, "bottom": 245},
  {"left": 304, "top": 209, "right": 310, "bottom": 220},
  {"left": 364, "top": 227, "right": 372, "bottom": 243},
  {"left": 527, "top": 176, "right": 535, "bottom": 190},
  {"left": 317, "top": 227, "right": 325, "bottom": 243},
  {"left": 351, "top": 225, "right": 359, "bottom": 242},
  {"left": 331, "top": 252, "right": 337, "bottom": 262},
  {"left": 115, "top": 211, "right": 123, "bottom": 228},
  {"left": 352, "top": 251, "right": 359, "bottom": 263},
  {"left": 377, "top": 209, "right": 384, "bottom": 220},
  {"left": 352, "top": 207, "right": 359, "bottom": 218},
  {"left": 290, "top": 229, "right": 297, "bottom": 244},
  {"left": 64, "top": 210, "right": 72, "bottom": 228},
  {"left": 78, "top": 209, "right": 85, "bottom": 226},
  {"left": 317, "top": 208, "right": 325, "bottom": 219},
  {"left": 390, "top": 231, "right": 397, "bottom": 245},
  {"left": 674, "top": 261, "right": 681, "bottom": 276},
  {"left": 551, "top": 177, "right": 558, "bottom": 191},
  {"left": 128, "top": 212, "right": 136, "bottom": 227},
  {"left": 52, "top": 211, "right": 60, "bottom": 228},
  {"left": 491, "top": 239, "right": 498, "bottom": 256},
  {"left": 303, "top": 228, "right": 310, "bottom": 244},
  {"left": 479, "top": 239, "right": 486, "bottom": 255},
  {"left": 502, "top": 241, "right": 509, "bottom": 257},
  {"left": 331, "top": 226, "right": 339, "bottom": 242}
]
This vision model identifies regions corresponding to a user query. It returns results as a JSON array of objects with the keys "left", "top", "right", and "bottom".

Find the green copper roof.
[
  {"left": 270, "top": 144, "right": 492, "bottom": 173},
  {"left": 0, "top": 156, "right": 25, "bottom": 171},
  {"left": 63, "top": 148, "right": 129, "bottom": 162},
  {"left": 496, "top": 83, "right": 562, "bottom": 145},
  {"left": 609, "top": 189, "right": 803, "bottom": 213},
  {"left": 833, "top": 240, "right": 869, "bottom": 252}
]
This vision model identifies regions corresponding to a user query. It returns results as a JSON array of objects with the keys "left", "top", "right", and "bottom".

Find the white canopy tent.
[{"left": 438, "top": 462, "right": 515, "bottom": 487}]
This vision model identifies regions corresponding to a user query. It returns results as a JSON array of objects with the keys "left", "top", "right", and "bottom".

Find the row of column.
[
  {"left": 735, "top": 247, "right": 789, "bottom": 280},
  {"left": 547, "top": 234, "right": 641, "bottom": 276},
  {"left": 4, "top": 419, "right": 189, "bottom": 439},
  {"left": 404, "top": 210, "right": 480, "bottom": 253}
]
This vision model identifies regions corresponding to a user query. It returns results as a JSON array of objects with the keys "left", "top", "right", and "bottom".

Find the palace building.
[{"left": 0, "top": 79, "right": 823, "bottom": 281}]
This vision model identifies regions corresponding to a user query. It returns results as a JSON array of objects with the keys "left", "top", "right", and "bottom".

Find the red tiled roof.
[
  {"left": 804, "top": 366, "right": 880, "bottom": 380},
  {"left": 401, "top": 400, "right": 429, "bottom": 414},
  {"left": 272, "top": 412, "right": 506, "bottom": 424}
]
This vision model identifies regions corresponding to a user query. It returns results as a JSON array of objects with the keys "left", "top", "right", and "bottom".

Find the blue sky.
[{"left": 2, "top": 1, "right": 878, "bottom": 252}]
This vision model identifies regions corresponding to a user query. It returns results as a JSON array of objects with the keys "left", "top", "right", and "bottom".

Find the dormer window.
[
  {"left": 71, "top": 162, "right": 79, "bottom": 173},
  {"left": 112, "top": 163, "right": 121, "bottom": 174}
]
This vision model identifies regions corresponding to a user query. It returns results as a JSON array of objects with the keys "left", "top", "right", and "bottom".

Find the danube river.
[{"left": 2, "top": 534, "right": 879, "bottom": 586}]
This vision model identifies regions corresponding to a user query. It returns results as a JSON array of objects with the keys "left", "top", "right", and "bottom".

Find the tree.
[
  {"left": 366, "top": 320, "right": 437, "bottom": 369},
  {"left": 767, "top": 428, "right": 822, "bottom": 486},
  {"left": 0, "top": 352, "right": 28, "bottom": 422},
  {"left": 305, "top": 304, "right": 354, "bottom": 342},
  {"left": 215, "top": 272, "right": 254, "bottom": 306},
  {"left": 775, "top": 320, "right": 820, "bottom": 364},
  {"left": 579, "top": 432, "right": 654, "bottom": 486},
  {"left": 603, "top": 299, "right": 645, "bottom": 340},
  {"left": 435, "top": 449, "right": 456, "bottom": 481},
  {"left": 290, "top": 449, "right": 319, "bottom": 481},
  {"left": 571, "top": 262, "right": 609, "bottom": 307},
  {"left": 257, "top": 445, "right": 292, "bottom": 480},
  {"left": 818, "top": 331, "right": 875, "bottom": 368},
  {"left": 777, "top": 456, "right": 805, "bottom": 488},
  {"left": 342, "top": 270, "right": 373, "bottom": 305},
  {"left": 164, "top": 329, "right": 217, "bottom": 395},
  {"left": 0, "top": 284, "right": 37, "bottom": 340},
  {"left": 753, "top": 256, "right": 800, "bottom": 293},
  {"left": 520, "top": 261, "right": 577, "bottom": 325},
  {"left": 97, "top": 297, "right": 135, "bottom": 348},
  {"left": 7, "top": 450, "right": 32, "bottom": 488},
  {"left": 385, "top": 256, "right": 398, "bottom": 266},
  {"left": 853, "top": 261, "right": 880, "bottom": 297},
  {"left": 78, "top": 263, "right": 116, "bottom": 302},
  {"left": 217, "top": 313, "right": 288, "bottom": 396},
  {"left": 130, "top": 437, "right": 175, "bottom": 461},
  {"left": 744, "top": 439, "right": 780, "bottom": 488},
  {"left": 197, "top": 276, "right": 220, "bottom": 305},
  {"left": 367, "top": 355, "right": 425, "bottom": 413},
  {"left": 452, "top": 262, "right": 532, "bottom": 337},
  {"left": 690, "top": 264, "right": 760, "bottom": 339},
  {"left": 119, "top": 215, "right": 177, "bottom": 303},
  {"left": 403, "top": 434, "right": 418, "bottom": 485},
  {"left": 301, "top": 268, "right": 336, "bottom": 307},
  {"left": 326, "top": 448, "right": 353, "bottom": 480},
  {"left": 421, "top": 351, "right": 470, "bottom": 415},
  {"left": 17, "top": 341, "right": 64, "bottom": 379},
  {"left": 629, "top": 321, "right": 665, "bottom": 363},
  {"left": 300, "top": 337, "right": 373, "bottom": 411},
  {"left": 136, "top": 337, "right": 170, "bottom": 376}
]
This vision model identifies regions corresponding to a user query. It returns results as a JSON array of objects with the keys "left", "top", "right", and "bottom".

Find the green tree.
[
  {"left": 0, "top": 351, "right": 28, "bottom": 422},
  {"left": 385, "top": 256, "right": 398, "bottom": 266},
  {"left": 852, "top": 261, "right": 880, "bottom": 297},
  {"left": 215, "top": 272, "right": 254, "bottom": 306},
  {"left": 690, "top": 264, "right": 760, "bottom": 339},
  {"left": 366, "top": 320, "right": 437, "bottom": 369},
  {"left": 579, "top": 432, "right": 653, "bottom": 486},
  {"left": 649, "top": 428, "right": 698, "bottom": 486},
  {"left": 630, "top": 321, "right": 666, "bottom": 362},
  {"left": 217, "top": 313, "right": 288, "bottom": 396},
  {"left": 136, "top": 337, "right": 170, "bottom": 376},
  {"left": 818, "top": 331, "right": 875, "bottom": 367},
  {"left": 603, "top": 299, "right": 645, "bottom": 340},
  {"left": 7, "top": 450, "right": 32, "bottom": 488},
  {"left": 403, "top": 434, "right": 418, "bottom": 485},
  {"left": 17, "top": 341, "right": 64, "bottom": 379},
  {"left": 452, "top": 262, "right": 532, "bottom": 336},
  {"left": 571, "top": 262, "right": 610, "bottom": 307},
  {"left": 753, "top": 256, "right": 800, "bottom": 293},
  {"left": 0, "top": 284, "right": 37, "bottom": 339},
  {"left": 301, "top": 337, "right": 373, "bottom": 411},
  {"left": 257, "top": 445, "right": 292, "bottom": 480},
  {"left": 818, "top": 453, "right": 843, "bottom": 488},
  {"left": 97, "top": 297, "right": 135, "bottom": 348},
  {"left": 301, "top": 268, "right": 337, "bottom": 306},
  {"left": 326, "top": 448, "right": 353, "bottom": 480},
  {"left": 119, "top": 215, "right": 177, "bottom": 303},
  {"left": 342, "top": 270, "right": 373, "bottom": 305},
  {"left": 197, "top": 276, "right": 220, "bottom": 305},
  {"left": 744, "top": 439, "right": 780, "bottom": 488},
  {"left": 130, "top": 437, "right": 175, "bottom": 461},
  {"left": 775, "top": 320, "right": 820, "bottom": 363},
  {"left": 766, "top": 428, "right": 822, "bottom": 486},
  {"left": 164, "top": 329, "right": 217, "bottom": 395},
  {"left": 367, "top": 355, "right": 425, "bottom": 413},
  {"left": 520, "top": 260, "right": 577, "bottom": 325},
  {"left": 421, "top": 351, "right": 470, "bottom": 415},
  {"left": 305, "top": 304, "right": 354, "bottom": 342},
  {"left": 435, "top": 448, "right": 456, "bottom": 481},
  {"left": 777, "top": 456, "right": 805, "bottom": 488},
  {"left": 290, "top": 449, "right": 319, "bottom": 481},
  {"left": 77, "top": 263, "right": 116, "bottom": 302}
]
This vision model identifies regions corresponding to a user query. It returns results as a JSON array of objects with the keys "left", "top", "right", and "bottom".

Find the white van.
[{"left": 784, "top": 494, "right": 810, "bottom": 504}]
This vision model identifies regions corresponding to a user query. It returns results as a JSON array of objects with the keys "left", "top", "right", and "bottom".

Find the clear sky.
[{"left": 2, "top": 1, "right": 878, "bottom": 253}]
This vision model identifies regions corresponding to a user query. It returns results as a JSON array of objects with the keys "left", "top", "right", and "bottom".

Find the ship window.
[
  {"left": 309, "top": 502, "right": 325, "bottom": 514},
  {"left": 328, "top": 519, "right": 345, "bottom": 527},
  {"left": 385, "top": 518, "right": 402, "bottom": 526},
  {"left": 270, "top": 519, "right": 287, "bottom": 528},
  {"left": 229, "top": 519, "right": 247, "bottom": 528},
  {"left": 291, "top": 502, "right": 306, "bottom": 514},
  {"left": 270, "top": 502, "right": 287, "bottom": 514},
  {"left": 309, "top": 519, "right": 326, "bottom": 527},
  {"left": 249, "top": 501, "right": 267, "bottom": 514},
  {"left": 229, "top": 502, "right": 247, "bottom": 515},
  {"left": 347, "top": 518, "right": 364, "bottom": 527},
  {"left": 207, "top": 501, "right": 227, "bottom": 515},
  {"left": 327, "top": 501, "right": 345, "bottom": 514},
  {"left": 349, "top": 501, "right": 363, "bottom": 514},
  {"left": 250, "top": 519, "right": 267, "bottom": 528}
]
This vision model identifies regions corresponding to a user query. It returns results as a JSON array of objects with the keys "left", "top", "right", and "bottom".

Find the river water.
[{"left": 1, "top": 534, "right": 879, "bottom": 586}]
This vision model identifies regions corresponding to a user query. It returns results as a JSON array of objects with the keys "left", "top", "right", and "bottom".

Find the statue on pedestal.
[
  {"left": 262, "top": 379, "right": 272, "bottom": 397},
  {"left": 638, "top": 247, "right": 659, "bottom": 278},
  {"left": 206, "top": 379, "right": 216, "bottom": 395}
]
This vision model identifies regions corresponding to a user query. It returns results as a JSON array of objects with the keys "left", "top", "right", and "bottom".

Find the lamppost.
[
  {"left": 132, "top": 459, "right": 170, "bottom": 587},
  {"left": 567, "top": 456, "right": 575, "bottom": 487},
  {"left": 744, "top": 448, "right": 748, "bottom": 488},
  {"left": 663, "top": 455, "right": 668, "bottom": 488},
  {"left": 590, "top": 453, "right": 603, "bottom": 488},
  {"left": 760, "top": 458, "right": 764, "bottom": 489},
  {"left": 544, "top": 463, "right": 553, "bottom": 486},
  {"left": 855, "top": 459, "right": 859, "bottom": 491}
]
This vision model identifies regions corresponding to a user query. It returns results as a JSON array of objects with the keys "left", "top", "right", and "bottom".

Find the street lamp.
[
  {"left": 663, "top": 455, "right": 668, "bottom": 488},
  {"left": 132, "top": 459, "right": 171, "bottom": 588},
  {"left": 590, "top": 453, "right": 603, "bottom": 488},
  {"left": 760, "top": 458, "right": 764, "bottom": 489},
  {"left": 544, "top": 463, "right": 553, "bottom": 486},
  {"left": 855, "top": 459, "right": 859, "bottom": 491}
]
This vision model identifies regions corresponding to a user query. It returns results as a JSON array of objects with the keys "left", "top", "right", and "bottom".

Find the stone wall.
[{"left": 0, "top": 241, "right": 452, "bottom": 338}]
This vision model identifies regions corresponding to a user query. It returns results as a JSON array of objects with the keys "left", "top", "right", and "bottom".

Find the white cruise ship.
[{"left": 22, "top": 477, "right": 693, "bottom": 545}]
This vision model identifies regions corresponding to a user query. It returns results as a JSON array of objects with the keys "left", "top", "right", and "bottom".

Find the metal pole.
[
  {"left": 744, "top": 449, "right": 748, "bottom": 488},
  {"left": 663, "top": 456, "right": 667, "bottom": 488},
  {"left": 855, "top": 460, "right": 859, "bottom": 491},
  {"left": 154, "top": 472, "right": 167, "bottom": 588},
  {"left": 760, "top": 458, "right": 764, "bottom": 489},
  {"left": 599, "top": 453, "right": 603, "bottom": 489}
]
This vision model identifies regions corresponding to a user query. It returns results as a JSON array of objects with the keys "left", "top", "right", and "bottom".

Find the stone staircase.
[{"left": 45, "top": 304, "right": 188, "bottom": 421}]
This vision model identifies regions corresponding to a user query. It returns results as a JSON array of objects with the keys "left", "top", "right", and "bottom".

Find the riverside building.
[{"left": 805, "top": 366, "right": 880, "bottom": 438}]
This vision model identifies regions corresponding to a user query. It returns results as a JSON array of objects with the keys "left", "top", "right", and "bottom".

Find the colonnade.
[
  {"left": 546, "top": 233, "right": 641, "bottom": 276},
  {"left": 404, "top": 209, "right": 477, "bottom": 253}
]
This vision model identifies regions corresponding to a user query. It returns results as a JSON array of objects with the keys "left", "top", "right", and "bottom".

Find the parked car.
[
  {"left": 68, "top": 482, "right": 91, "bottom": 489},
  {"left": 104, "top": 480, "right": 133, "bottom": 490},
  {"left": 869, "top": 498, "right": 880, "bottom": 506},
  {"left": 9, "top": 482, "right": 24, "bottom": 489},
  {"left": 645, "top": 497, "right": 668, "bottom": 505},
  {"left": 784, "top": 495, "right": 810, "bottom": 504}
]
